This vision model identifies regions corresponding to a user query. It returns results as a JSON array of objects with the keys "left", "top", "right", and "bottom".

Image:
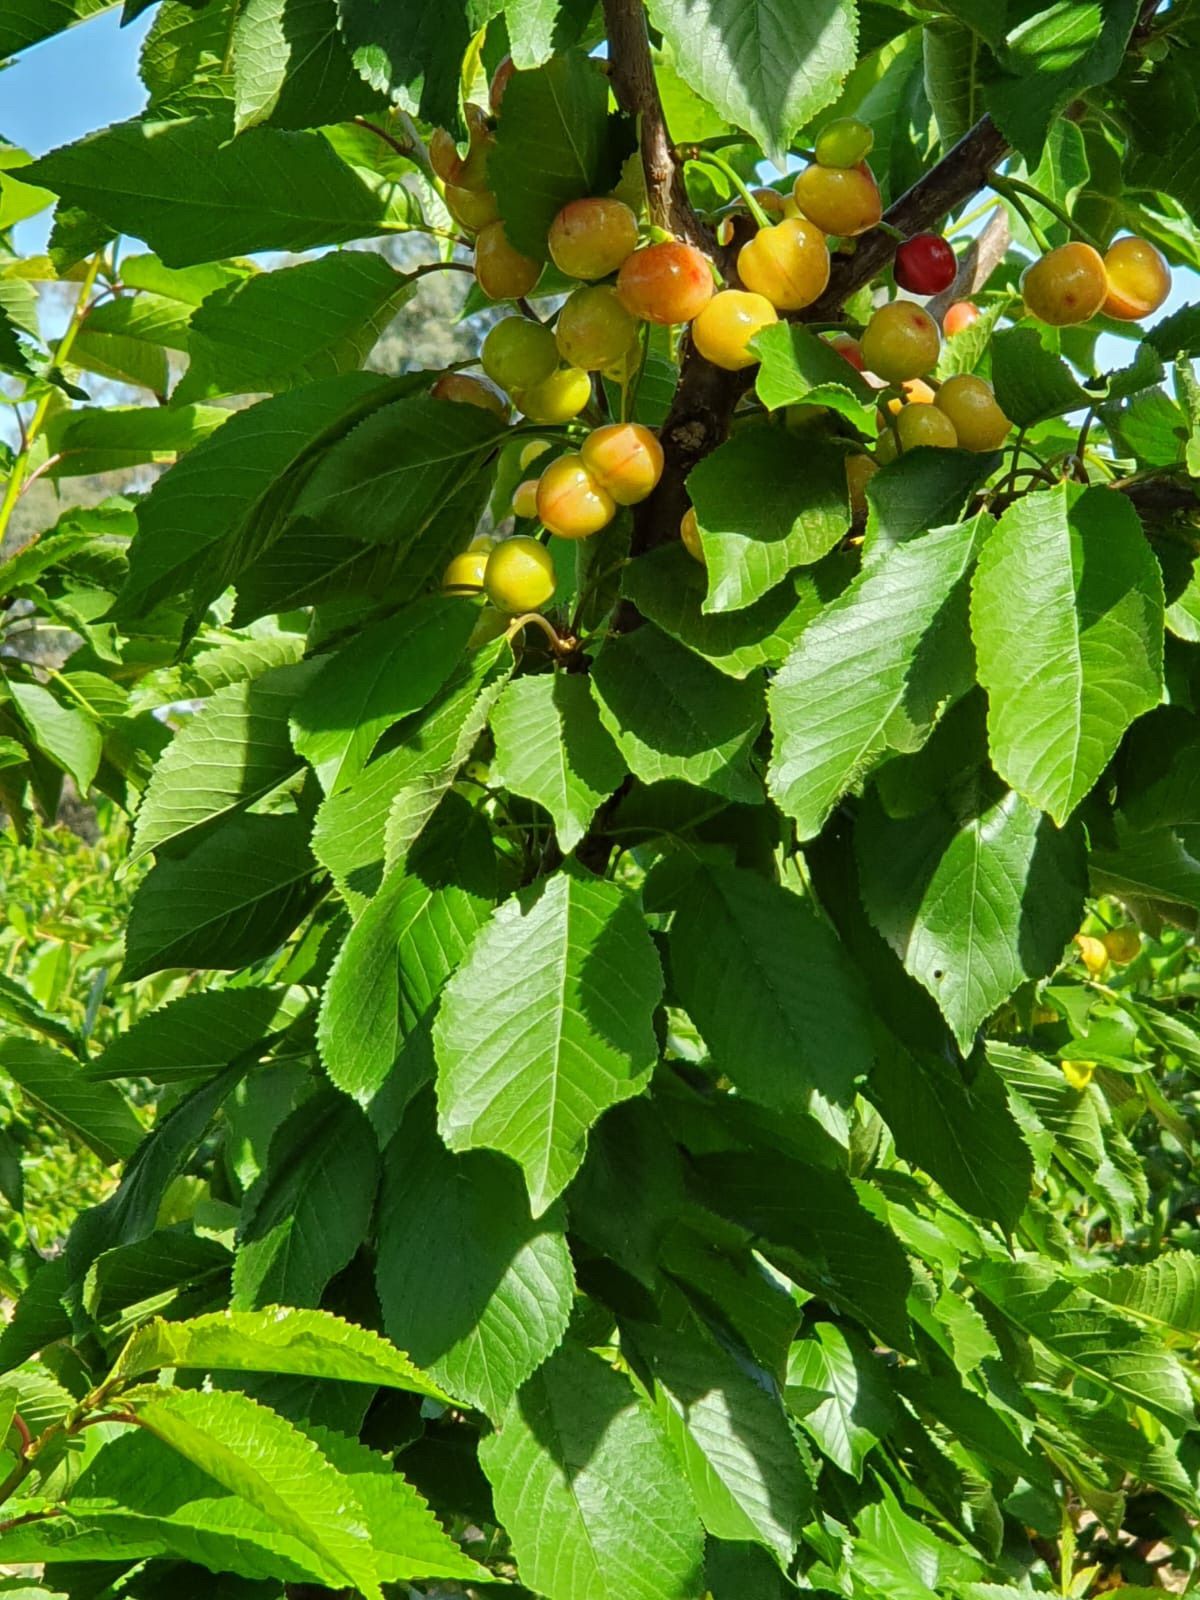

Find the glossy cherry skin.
[
  {"left": 1074, "top": 932, "right": 1109, "bottom": 976},
  {"left": 1021, "top": 242, "right": 1107, "bottom": 326},
  {"left": 943, "top": 300, "right": 980, "bottom": 336},
  {"left": 514, "top": 367, "right": 591, "bottom": 424},
  {"left": 692, "top": 289, "right": 777, "bottom": 370},
  {"left": 475, "top": 222, "right": 541, "bottom": 301},
  {"left": 580, "top": 422, "right": 664, "bottom": 505},
  {"left": 792, "top": 161, "right": 881, "bottom": 237},
  {"left": 442, "top": 548, "right": 489, "bottom": 594},
  {"left": 484, "top": 536, "right": 556, "bottom": 612},
  {"left": 934, "top": 374, "right": 1011, "bottom": 452},
  {"left": 814, "top": 116, "right": 874, "bottom": 169},
  {"left": 894, "top": 232, "right": 956, "bottom": 295},
  {"left": 431, "top": 373, "right": 509, "bottom": 420},
  {"left": 860, "top": 301, "right": 941, "bottom": 383},
  {"left": 430, "top": 104, "right": 492, "bottom": 191},
  {"left": 548, "top": 197, "right": 640, "bottom": 280},
  {"left": 519, "top": 440, "right": 552, "bottom": 472},
  {"left": 737, "top": 218, "right": 830, "bottom": 311},
  {"left": 444, "top": 184, "right": 499, "bottom": 232},
  {"left": 1103, "top": 927, "right": 1141, "bottom": 963},
  {"left": 680, "top": 507, "right": 704, "bottom": 563},
  {"left": 536, "top": 454, "right": 616, "bottom": 540},
  {"left": 1102, "top": 236, "right": 1171, "bottom": 320},
  {"left": 617, "top": 241, "right": 714, "bottom": 325},
  {"left": 555, "top": 285, "right": 640, "bottom": 371},
  {"left": 511, "top": 479, "right": 540, "bottom": 519},
  {"left": 482, "top": 316, "right": 559, "bottom": 392},
  {"left": 895, "top": 403, "right": 958, "bottom": 451},
  {"left": 826, "top": 332, "right": 865, "bottom": 370}
]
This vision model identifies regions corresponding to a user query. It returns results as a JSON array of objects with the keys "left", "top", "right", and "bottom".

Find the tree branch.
[
  {"left": 926, "top": 205, "right": 1012, "bottom": 325},
  {"left": 601, "top": 0, "right": 711, "bottom": 249}
]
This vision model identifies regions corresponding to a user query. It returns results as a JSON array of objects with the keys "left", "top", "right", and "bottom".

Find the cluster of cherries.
[{"left": 429, "top": 83, "right": 1176, "bottom": 614}]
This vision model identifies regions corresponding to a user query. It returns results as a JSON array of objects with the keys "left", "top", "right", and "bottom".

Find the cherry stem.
[
  {"left": 506, "top": 611, "right": 568, "bottom": 653},
  {"left": 683, "top": 151, "right": 772, "bottom": 231},
  {"left": 988, "top": 172, "right": 1101, "bottom": 255},
  {"left": 876, "top": 220, "right": 906, "bottom": 242}
]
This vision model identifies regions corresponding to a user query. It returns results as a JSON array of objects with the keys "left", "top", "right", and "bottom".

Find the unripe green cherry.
[
  {"left": 475, "top": 221, "right": 541, "bottom": 301},
  {"left": 859, "top": 301, "right": 941, "bottom": 383},
  {"left": 895, "top": 403, "right": 958, "bottom": 451},
  {"left": 555, "top": 285, "right": 640, "bottom": 371},
  {"left": 514, "top": 366, "right": 592, "bottom": 424},
  {"left": 815, "top": 116, "right": 874, "bottom": 169},
  {"left": 484, "top": 536, "right": 556, "bottom": 612},
  {"left": 548, "top": 197, "right": 640, "bottom": 280},
  {"left": 934, "top": 374, "right": 1011, "bottom": 452},
  {"left": 536, "top": 454, "right": 615, "bottom": 539},
  {"left": 580, "top": 422, "right": 664, "bottom": 505},
  {"left": 482, "top": 316, "right": 558, "bottom": 393},
  {"left": 431, "top": 372, "right": 509, "bottom": 419},
  {"left": 442, "top": 548, "right": 489, "bottom": 594}
]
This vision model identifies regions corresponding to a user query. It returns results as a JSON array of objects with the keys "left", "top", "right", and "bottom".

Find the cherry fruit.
[
  {"left": 814, "top": 116, "right": 874, "bottom": 169},
  {"left": 934, "top": 374, "right": 1011, "bottom": 452},
  {"left": 680, "top": 507, "right": 704, "bottom": 563},
  {"left": 484, "top": 536, "right": 556, "bottom": 612},
  {"left": 444, "top": 184, "right": 499, "bottom": 233},
  {"left": 1021, "top": 241, "right": 1107, "bottom": 326},
  {"left": 548, "top": 198, "right": 639, "bottom": 281},
  {"left": 536, "top": 454, "right": 615, "bottom": 539},
  {"left": 475, "top": 222, "right": 541, "bottom": 301},
  {"left": 514, "top": 366, "right": 592, "bottom": 424},
  {"left": 792, "top": 161, "right": 881, "bottom": 237},
  {"left": 826, "top": 332, "right": 865, "bottom": 371},
  {"left": 580, "top": 422, "right": 664, "bottom": 505},
  {"left": 482, "top": 317, "right": 558, "bottom": 392},
  {"left": 556, "top": 285, "right": 640, "bottom": 371},
  {"left": 617, "top": 241, "right": 714, "bottom": 324},
  {"left": 1103, "top": 927, "right": 1141, "bottom": 963},
  {"left": 895, "top": 403, "right": 958, "bottom": 451},
  {"left": 442, "top": 548, "right": 489, "bottom": 593},
  {"left": 430, "top": 104, "right": 492, "bottom": 192},
  {"left": 431, "top": 373, "right": 508, "bottom": 419},
  {"left": 846, "top": 452, "right": 878, "bottom": 516},
  {"left": 511, "top": 479, "right": 540, "bottom": 519},
  {"left": 692, "top": 289, "right": 777, "bottom": 370},
  {"left": 860, "top": 301, "right": 940, "bottom": 383},
  {"left": 490, "top": 55, "right": 516, "bottom": 114},
  {"left": 1102, "top": 236, "right": 1171, "bottom": 321},
  {"left": 737, "top": 218, "right": 830, "bottom": 311},
  {"left": 894, "top": 233, "right": 956, "bottom": 295},
  {"left": 943, "top": 300, "right": 980, "bottom": 336}
]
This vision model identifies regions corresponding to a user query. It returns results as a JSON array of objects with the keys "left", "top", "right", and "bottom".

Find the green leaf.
[
  {"left": 686, "top": 426, "right": 849, "bottom": 613},
  {"left": 233, "top": 0, "right": 385, "bottom": 130},
  {"left": 0, "top": 0, "right": 114, "bottom": 55},
  {"left": 312, "top": 637, "right": 512, "bottom": 905},
  {"left": 922, "top": 19, "right": 985, "bottom": 151},
  {"left": 114, "top": 372, "right": 388, "bottom": 621},
  {"left": 8, "top": 680, "right": 101, "bottom": 793},
  {"left": 128, "top": 1386, "right": 382, "bottom": 1600},
  {"left": 867, "top": 1040, "right": 1034, "bottom": 1231},
  {"left": 857, "top": 782, "right": 1086, "bottom": 1051},
  {"left": 132, "top": 661, "right": 316, "bottom": 861},
  {"left": 480, "top": 1339, "right": 706, "bottom": 1600},
  {"left": 291, "top": 393, "right": 506, "bottom": 545},
  {"left": 753, "top": 322, "right": 877, "bottom": 434},
  {"left": 489, "top": 52, "right": 634, "bottom": 259},
  {"left": 695, "top": 1153, "right": 913, "bottom": 1353},
  {"left": 0, "top": 1039, "right": 143, "bottom": 1165},
  {"left": 0, "top": 971, "right": 82, "bottom": 1056},
  {"left": 435, "top": 866, "right": 663, "bottom": 1216},
  {"left": 0, "top": 303, "right": 37, "bottom": 378},
  {"left": 491, "top": 673, "right": 627, "bottom": 854},
  {"left": 26, "top": 115, "right": 416, "bottom": 269},
  {"left": 86, "top": 987, "right": 297, "bottom": 1086},
  {"left": 318, "top": 793, "right": 499, "bottom": 1107},
  {"left": 668, "top": 865, "right": 872, "bottom": 1143},
  {"left": 646, "top": 0, "right": 857, "bottom": 164},
  {"left": 622, "top": 545, "right": 847, "bottom": 679},
  {"left": 174, "top": 253, "right": 413, "bottom": 403},
  {"left": 627, "top": 1285, "right": 811, "bottom": 1563},
  {"left": 122, "top": 812, "right": 321, "bottom": 982},
  {"left": 70, "top": 301, "right": 174, "bottom": 395},
  {"left": 968, "top": 1257, "right": 1193, "bottom": 1426},
  {"left": 786, "top": 1322, "right": 896, "bottom": 1479},
  {"left": 233, "top": 1092, "right": 379, "bottom": 1309},
  {"left": 1030, "top": 1387, "right": 1200, "bottom": 1516},
  {"left": 768, "top": 516, "right": 985, "bottom": 841},
  {"left": 1086, "top": 1252, "right": 1200, "bottom": 1341},
  {"left": 44, "top": 402, "right": 228, "bottom": 478},
  {"left": 291, "top": 597, "right": 477, "bottom": 795},
  {"left": 989, "top": 328, "right": 1091, "bottom": 427},
  {"left": 504, "top": 0, "right": 597, "bottom": 66},
  {"left": 377, "top": 1093, "right": 575, "bottom": 1418},
  {"left": 590, "top": 627, "right": 765, "bottom": 804},
  {"left": 336, "top": 0, "right": 481, "bottom": 133},
  {"left": 864, "top": 451, "right": 997, "bottom": 559},
  {"left": 114, "top": 1306, "right": 447, "bottom": 1398},
  {"left": 970, "top": 483, "right": 1163, "bottom": 825}
]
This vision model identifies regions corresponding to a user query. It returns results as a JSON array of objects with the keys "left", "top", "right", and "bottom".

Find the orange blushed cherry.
[
  {"left": 680, "top": 507, "right": 704, "bottom": 563},
  {"left": 935, "top": 374, "right": 1011, "bottom": 452},
  {"left": 431, "top": 372, "right": 509, "bottom": 420},
  {"left": 581, "top": 422, "right": 664, "bottom": 505},
  {"left": 692, "top": 289, "right": 777, "bottom": 370},
  {"left": 548, "top": 197, "right": 640, "bottom": 281},
  {"left": 943, "top": 300, "right": 980, "bottom": 336},
  {"left": 430, "top": 104, "right": 492, "bottom": 192},
  {"left": 792, "top": 161, "right": 881, "bottom": 237},
  {"left": 484, "top": 536, "right": 557, "bottom": 613},
  {"left": 617, "top": 241, "right": 714, "bottom": 325},
  {"left": 536, "top": 454, "right": 615, "bottom": 540},
  {"left": 1021, "top": 241, "right": 1108, "bottom": 326},
  {"left": 475, "top": 221, "right": 541, "bottom": 301},
  {"left": 511, "top": 479, "right": 540, "bottom": 519},
  {"left": 860, "top": 301, "right": 941, "bottom": 383},
  {"left": 826, "top": 331, "right": 865, "bottom": 371},
  {"left": 1102, "top": 236, "right": 1171, "bottom": 321},
  {"left": 895, "top": 403, "right": 958, "bottom": 451},
  {"left": 555, "top": 285, "right": 640, "bottom": 371},
  {"left": 737, "top": 218, "right": 830, "bottom": 312}
]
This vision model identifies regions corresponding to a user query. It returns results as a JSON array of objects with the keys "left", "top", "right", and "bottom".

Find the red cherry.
[
  {"left": 894, "top": 233, "right": 956, "bottom": 296},
  {"left": 943, "top": 300, "right": 980, "bottom": 336}
]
